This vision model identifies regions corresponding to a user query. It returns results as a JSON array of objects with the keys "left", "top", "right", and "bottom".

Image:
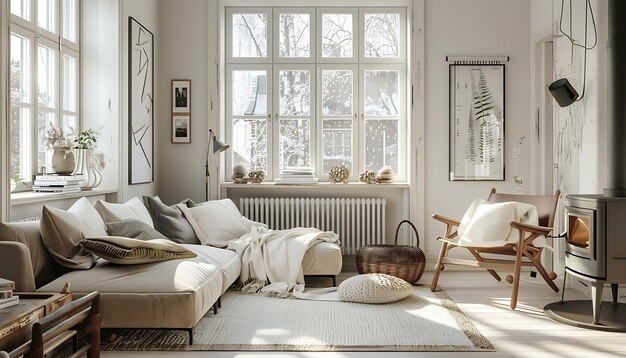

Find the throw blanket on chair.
[
  {"left": 226, "top": 226, "right": 339, "bottom": 295},
  {"left": 456, "top": 199, "right": 544, "bottom": 247}
]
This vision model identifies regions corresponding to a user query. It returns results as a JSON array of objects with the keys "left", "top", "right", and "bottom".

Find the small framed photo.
[
  {"left": 172, "top": 79, "right": 191, "bottom": 113},
  {"left": 172, "top": 114, "right": 191, "bottom": 143}
]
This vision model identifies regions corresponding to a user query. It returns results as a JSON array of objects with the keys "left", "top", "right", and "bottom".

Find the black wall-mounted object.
[{"left": 548, "top": 78, "right": 579, "bottom": 108}]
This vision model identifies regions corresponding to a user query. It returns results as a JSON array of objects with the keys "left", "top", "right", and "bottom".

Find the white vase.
[
  {"left": 51, "top": 149, "right": 75, "bottom": 174},
  {"left": 73, "top": 149, "right": 102, "bottom": 190}
]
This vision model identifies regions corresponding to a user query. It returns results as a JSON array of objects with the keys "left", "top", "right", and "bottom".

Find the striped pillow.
[{"left": 80, "top": 236, "right": 197, "bottom": 265}]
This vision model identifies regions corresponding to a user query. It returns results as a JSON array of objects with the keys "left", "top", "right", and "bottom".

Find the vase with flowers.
[
  {"left": 72, "top": 128, "right": 104, "bottom": 190},
  {"left": 43, "top": 124, "right": 75, "bottom": 174}
]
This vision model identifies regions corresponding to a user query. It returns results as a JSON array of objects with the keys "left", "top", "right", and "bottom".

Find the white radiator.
[{"left": 239, "top": 197, "right": 387, "bottom": 255}]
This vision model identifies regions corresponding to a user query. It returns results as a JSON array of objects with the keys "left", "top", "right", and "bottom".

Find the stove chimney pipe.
[{"left": 604, "top": 0, "right": 626, "bottom": 197}]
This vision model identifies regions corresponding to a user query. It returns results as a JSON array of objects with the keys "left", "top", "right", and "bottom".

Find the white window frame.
[
  {"left": 226, "top": 7, "right": 273, "bottom": 64},
  {"left": 273, "top": 64, "right": 316, "bottom": 176},
  {"left": 9, "top": 0, "right": 79, "bottom": 185},
  {"left": 359, "top": 7, "right": 406, "bottom": 64},
  {"left": 9, "top": 26, "right": 35, "bottom": 182},
  {"left": 316, "top": 8, "right": 358, "bottom": 64},
  {"left": 225, "top": 6, "right": 407, "bottom": 182},
  {"left": 225, "top": 64, "right": 274, "bottom": 180},
  {"left": 273, "top": 7, "right": 315, "bottom": 64}
]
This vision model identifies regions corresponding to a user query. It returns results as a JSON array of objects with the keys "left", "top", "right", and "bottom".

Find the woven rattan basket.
[{"left": 355, "top": 220, "right": 426, "bottom": 283}]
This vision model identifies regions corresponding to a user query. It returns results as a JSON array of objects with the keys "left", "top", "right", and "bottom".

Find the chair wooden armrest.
[
  {"left": 510, "top": 221, "right": 553, "bottom": 236},
  {"left": 7, "top": 291, "right": 101, "bottom": 358},
  {"left": 432, "top": 214, "right": 461, "bottom": 227}
]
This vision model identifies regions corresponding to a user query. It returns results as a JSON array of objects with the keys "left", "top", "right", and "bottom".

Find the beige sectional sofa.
[{"left": 0, "top": 201, "right": 342, "bottom": 344}]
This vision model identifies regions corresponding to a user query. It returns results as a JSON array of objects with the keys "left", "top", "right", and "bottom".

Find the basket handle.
[{"left": 394, "top": 220, "right": 420, "bottom": 247}]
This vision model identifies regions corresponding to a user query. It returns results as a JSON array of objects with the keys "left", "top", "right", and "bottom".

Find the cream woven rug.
[{"left": 102, "top": 286, "right": 494, "bottom": 352}]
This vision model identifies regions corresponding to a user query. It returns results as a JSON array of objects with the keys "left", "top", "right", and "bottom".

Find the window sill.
[
  {"left": 221, "top": 182, "right": 410, "bottom": 189},
  {"left": 10, "top": 188, "right": 117, "bottom": 206}
]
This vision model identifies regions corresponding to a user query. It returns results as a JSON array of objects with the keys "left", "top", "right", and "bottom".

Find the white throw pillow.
[
  {"left": 337, "top": 273, "right": 413, "bottom": 304},
  {"left": 94, "top": 197, "right": 154, "bottom": 228},
  {"left": 69, "top": 197, "right": 108, "bottom": 237},
  {"left": 177, "top": 199, "right": 250, "bottom": 246}
]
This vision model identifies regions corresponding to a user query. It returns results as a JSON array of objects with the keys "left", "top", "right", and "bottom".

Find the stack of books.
[
  {"left": 0, "top": 278, "right": 19, "bottom": 310},
  {"left": 275, "top": 167, "right": 318, "bottom": 184},
  {"left": 33, "top": 174, "right": 83, "bottom": 193}
]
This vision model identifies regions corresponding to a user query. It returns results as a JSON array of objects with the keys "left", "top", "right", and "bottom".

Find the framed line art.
[
  {"left": 129, "top": 17, "right": 154, "bottom": 184},
  {"left": 172, "top": 79, "right": 191, "bottom": 113},
  {"left": 172, "top": 114, "right": 191, "bottom": 143},
  {"left": 449, "top": 64, "right": 505, "bottom": 181}
]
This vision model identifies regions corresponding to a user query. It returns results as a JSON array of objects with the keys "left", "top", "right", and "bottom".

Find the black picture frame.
[{"left": 128, "top": 17, "right": 154, "bottom": 184}]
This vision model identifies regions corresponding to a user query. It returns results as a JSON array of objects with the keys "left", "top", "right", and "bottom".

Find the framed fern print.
[{"left": 449, "top": 64, "right": 505, "bottom": 181}]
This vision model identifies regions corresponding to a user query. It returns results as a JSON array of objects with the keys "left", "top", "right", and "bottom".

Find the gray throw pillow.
[
  {"left": 106, "top": 219, "right": 170, "bottom": 242},
  {"left": 142, "top": 196, "right": 200, "bottom": 244},
  {"left": 80, "top": 236, "right": 197, "bottom": 265}
]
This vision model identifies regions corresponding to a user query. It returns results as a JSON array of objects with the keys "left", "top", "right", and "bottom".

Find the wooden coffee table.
[{"left": 0, "top": 290, "right": 72, "bottom": 351}]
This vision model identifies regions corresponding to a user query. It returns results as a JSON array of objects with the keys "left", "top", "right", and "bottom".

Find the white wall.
[
  {"left": 423, "top": 0, "right": 532, "bottom": 258},
  {"left": 118, "top": 0, "right": 160, "bottom": 202},
  {"left": 156, "top": 0, "right": 210, "bottom": 205},
  {"left": 82, "top": 0, "right": 120, "bottom": 192}
]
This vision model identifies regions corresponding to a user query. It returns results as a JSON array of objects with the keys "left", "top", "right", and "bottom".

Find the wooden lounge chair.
[{"left": 430, "top": 188, "right": 561, "bottom": 309}]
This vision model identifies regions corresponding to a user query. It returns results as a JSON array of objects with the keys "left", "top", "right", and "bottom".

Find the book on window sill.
[
  {"left": 35, "top": 174, "right": 84, "bottom": 181},
  {"left": 33, "top": 180, "right": 82, "bottom": 187},
  {"left": 274, "top": 177, "right": 319, "bottom": 184},
  {"left": 0, "top": 296, "right": 19, "bottom": 310},
  {"left": 33, "top": 187, "right": 82, "bottom": 193},
  {"left": 278, "top": 173, "right": 316, "bottom": 178},
  {"left": 0, "top": 279, "right": 15, "bottom": 291}
]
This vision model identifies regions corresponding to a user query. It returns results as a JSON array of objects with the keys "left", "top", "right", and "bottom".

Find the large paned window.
[
  {"left": 9, "top": 0, "right": 80, "bottom": 184},
  {"left": 226, "top": 7, "right": 406, "bottom": 181}
]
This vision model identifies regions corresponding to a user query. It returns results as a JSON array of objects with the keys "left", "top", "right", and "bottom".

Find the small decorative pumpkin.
[
  {"left": 359, "top": 170, "right": 377, "bottom": 184},
  {"left": 248, "top": 170, "right": 265, "bottom": 184},
  {"left": 329, "top": 164, "right": 350, "bottom": 184}
]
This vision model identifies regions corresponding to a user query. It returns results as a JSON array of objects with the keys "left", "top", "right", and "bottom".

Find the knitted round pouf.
[{"left": 337, "top": 273, "right": 413, "bottom": 304}]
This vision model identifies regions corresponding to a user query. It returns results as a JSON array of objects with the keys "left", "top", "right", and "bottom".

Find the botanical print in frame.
[
  {"left": 172, "top": 80, "right": 191, "bottom": 113},
  {"left": 172, "top": 115, "right": 191, "bottom": 143},
  {"left": 128, "top": 17, "right": 154, "bottom": 184},
  {"left": 449, "top": 64, "right": 505, "bottom": 181}
]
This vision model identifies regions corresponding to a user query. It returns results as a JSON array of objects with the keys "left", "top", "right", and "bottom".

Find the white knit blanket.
[
  {"left": 455, "top": 199, "right": 544, "bottom": 247},
  {"left": 226, "top": 226, "right": 339, "bottom": 294}
]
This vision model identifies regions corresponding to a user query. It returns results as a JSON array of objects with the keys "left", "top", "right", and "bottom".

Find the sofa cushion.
[
  {"left": 40, "top": 206, "right": 96, "bottom": 270},
  {"left": 177, "top": 199, "right": 250, "bottom": 246},
  {"left": 142, "top": 196, "right": 200, "bottom": 244},
  {"left": 106, "top": 219, "right": 169, "bottom": 241},
  {"left": 302, "top": 242, "right": 343, "bottom": 276},
  {"left": 38, "top": 248, "right": 224, "bottom": 328},
  {"left": 94, "top": 197, "right": 154, "bottom": 228},
  {"left": 71, "top": 197, "right": 108, "bottom": 237},
  {"left": 183, "top": 244, "right": 241, "bottom": 293},
  {"left": 81, "top": 236, "right": 197, "bottom": 265}
]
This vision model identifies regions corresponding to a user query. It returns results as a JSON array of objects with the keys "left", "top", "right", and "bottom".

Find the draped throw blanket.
[
  {"left": 456, "top": 199, "right": 544, "bottom": 247},
  {"left": 226, "top": 227, "right": 340, "bottom": 294}
]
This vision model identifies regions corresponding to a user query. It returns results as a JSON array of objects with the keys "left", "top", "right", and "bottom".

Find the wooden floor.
[{"left": 102, "top": 271, "right": 626, "bottom": 358}]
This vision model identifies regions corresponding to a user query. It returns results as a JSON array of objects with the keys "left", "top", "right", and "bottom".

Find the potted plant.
[
  {"left": 43, "top": 124, "right": 75, "bottom": 174},
  {"left": 73, "top": 128, "right": 103, "bottom": 189}
]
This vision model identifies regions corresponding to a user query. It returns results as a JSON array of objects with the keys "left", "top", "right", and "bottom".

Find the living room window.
[
  {"left": 225, "top": 7, "right": 407, "bottom": 182},
  {"left": 9, "top": 0, "right": 80, "bottom": 186}
]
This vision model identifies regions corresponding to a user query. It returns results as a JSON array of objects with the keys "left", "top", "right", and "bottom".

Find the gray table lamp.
[{"left": 205, "top": 129, "right": 230, "bottom": 201}]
